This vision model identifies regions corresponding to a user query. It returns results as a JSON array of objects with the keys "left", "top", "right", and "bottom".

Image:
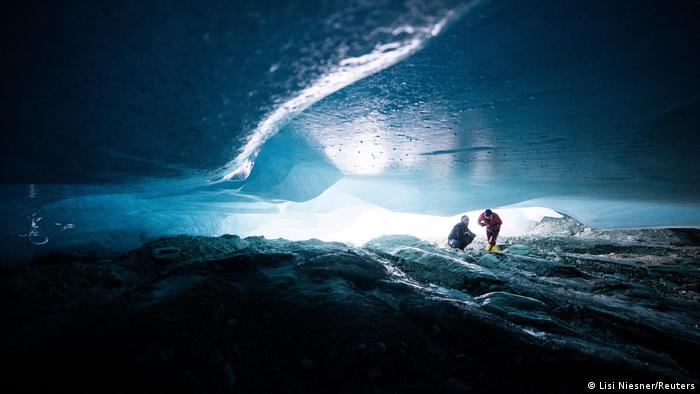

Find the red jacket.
[{"left": 478, "top": 212, "right": 502, "bottom": 229}]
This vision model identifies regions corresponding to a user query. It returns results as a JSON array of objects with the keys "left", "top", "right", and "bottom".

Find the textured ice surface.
[{"left": 2, "top": 219, "right": 698, "bottom": 391}]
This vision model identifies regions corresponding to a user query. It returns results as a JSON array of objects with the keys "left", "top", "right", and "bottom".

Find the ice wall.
[{"left": 1, "top": 0, "right": 699, "bottom": 257}]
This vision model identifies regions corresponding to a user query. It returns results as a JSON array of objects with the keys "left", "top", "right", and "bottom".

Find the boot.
[
  {"left": 485, "top": 244, "right": 492, "bottom": 252},
  {"left": 491, "top": 245, "right": 501, "bottom": 253}
]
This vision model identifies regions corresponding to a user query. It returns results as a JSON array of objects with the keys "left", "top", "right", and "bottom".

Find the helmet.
[{"left": 484, "top": 209, "right": 492, "bottom": 216}]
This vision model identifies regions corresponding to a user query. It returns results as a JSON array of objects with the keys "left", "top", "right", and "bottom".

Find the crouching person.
[{"left": 448, "top": 215, "right": 476, "bottom": 250}]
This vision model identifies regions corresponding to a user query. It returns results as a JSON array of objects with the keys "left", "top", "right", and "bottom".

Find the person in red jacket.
[{"left": 478, "top": 209, "right": 502, "bottom": 252}]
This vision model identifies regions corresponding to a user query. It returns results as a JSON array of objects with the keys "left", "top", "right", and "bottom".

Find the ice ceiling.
[{"left": 1, "top": 0, "right": 699, "bottom": 254}]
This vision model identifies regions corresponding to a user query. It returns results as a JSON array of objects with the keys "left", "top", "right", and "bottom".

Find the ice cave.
[{"left": 1, "top": 0, "right": 699, "bottom": 392}]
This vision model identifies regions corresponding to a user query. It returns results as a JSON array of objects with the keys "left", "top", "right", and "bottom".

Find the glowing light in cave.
[{"left": 219, "top": 185, "right": 562, "bottom": 245}]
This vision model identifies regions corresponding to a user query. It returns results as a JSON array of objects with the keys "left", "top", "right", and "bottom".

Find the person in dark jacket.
[
  {"left": 478, "top": 209, "right": 502, "bottom": 252},
  {"left": 448, "top": 215, "right": 476, "bottom": 250}
]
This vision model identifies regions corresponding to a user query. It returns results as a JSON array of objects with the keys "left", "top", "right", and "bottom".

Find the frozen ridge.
[{"left": 220, "top": 2, "right": 475, "bottom": 181}]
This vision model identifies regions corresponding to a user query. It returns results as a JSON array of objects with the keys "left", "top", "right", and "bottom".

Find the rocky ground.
[{"left": 1, "top": 217, "right": 698, "bottom": 393}]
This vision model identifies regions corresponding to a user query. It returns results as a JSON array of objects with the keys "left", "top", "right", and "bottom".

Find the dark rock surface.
[{"left": 1, "top": 229, "right": 699, "bottom": 393}]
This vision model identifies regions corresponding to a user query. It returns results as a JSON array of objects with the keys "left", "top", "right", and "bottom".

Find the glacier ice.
[{"left": 0, "top": 0, "right": 698, "bottom": 246}]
